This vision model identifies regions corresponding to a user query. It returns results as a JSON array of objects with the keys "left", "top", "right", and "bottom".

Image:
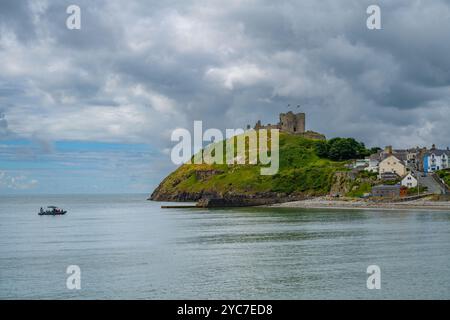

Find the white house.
[
  {"left": 423, "top": 149, "right": 450, "bottom": 173},
  {"left": 353, "top": 158, "right": 369, "bottom": 169},
  {"left": 401, "top": 173, "right": 418, "bottom": 188}
]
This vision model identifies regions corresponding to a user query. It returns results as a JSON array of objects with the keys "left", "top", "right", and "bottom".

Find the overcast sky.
[{"left": 1, "top": 0, "right": 450, "bottom": 193}]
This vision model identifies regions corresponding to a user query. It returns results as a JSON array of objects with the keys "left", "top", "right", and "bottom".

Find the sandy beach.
[{"left": 269, "top": 196, "right": 450, "bottom": 211}]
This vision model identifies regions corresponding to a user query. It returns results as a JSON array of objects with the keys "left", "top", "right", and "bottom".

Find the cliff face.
[
  {"left": 150, "top": 133, "right": 346, "bottom": 203},
  {"left": 329, "top": 172, "right": 353, "bottom": 196}
]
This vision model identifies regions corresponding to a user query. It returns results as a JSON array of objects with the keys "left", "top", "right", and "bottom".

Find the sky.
[{"left": 1, "top": 0, "right": 450, "bottom": 194}]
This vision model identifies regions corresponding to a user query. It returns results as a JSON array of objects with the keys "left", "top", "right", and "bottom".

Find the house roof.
[
  {"left": 380, "top": 171, "right": 400, "bottom": 176},
  {"left": 388, "top": 152, "right": 408, "bottom": 161},
  {"left": 370, "top": 152, "right": 382, "bottom": 161},
  {"left": 424, "top": 150, "right": 450, "bottom": 157},
  {"left": 402, "top": 173, "right": 417, "bottom": 180},
  {"left": 370, "top": 149, "right": 409, "bottom": 162},
  {"left": 380, "top": 154, "right": 404, "bottom": 164}
]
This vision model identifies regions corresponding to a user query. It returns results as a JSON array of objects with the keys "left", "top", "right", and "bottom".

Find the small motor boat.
[{"left": 38, "top": 206, "right": 67, "bottom": 216}]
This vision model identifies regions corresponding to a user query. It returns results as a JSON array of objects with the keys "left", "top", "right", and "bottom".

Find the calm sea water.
[{"left": 0, "top": 194, "right": 449, "bottom": 299}]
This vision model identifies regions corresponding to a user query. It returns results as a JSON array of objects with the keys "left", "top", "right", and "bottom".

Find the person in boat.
[{"left": 40, "top": 207, "right": 44, "bottom": 214}]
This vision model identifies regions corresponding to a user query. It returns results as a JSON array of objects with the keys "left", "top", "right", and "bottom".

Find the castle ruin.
[
  {"left": 254, "top": 111, "right": 306, "bottom": 134},
  {"left": 252, "top": 111, "right": 325, "bottom": 140}
]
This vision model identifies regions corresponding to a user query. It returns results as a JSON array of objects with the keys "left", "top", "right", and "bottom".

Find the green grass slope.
[
  {"left": 437, "top": 169, "right": 450, "bottom": 188},
  {"left": 150, "top": 132, "right": 348, "bottom": 201}
]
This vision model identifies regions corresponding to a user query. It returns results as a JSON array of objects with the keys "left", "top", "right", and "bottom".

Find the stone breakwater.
[
  {"left": 151, "top": 188, "right": 450, "bottom": 209},
  {"left": 150, "top": 189, "right": 309, "bottom": 207}
]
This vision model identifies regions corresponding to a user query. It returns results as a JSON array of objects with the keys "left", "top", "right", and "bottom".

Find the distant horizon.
[
  {"left": 0, "top": 192, "right": 151, "bottom": 196},
  {"left": 2, "top": 132, "right": 450, "bottom": 195}
]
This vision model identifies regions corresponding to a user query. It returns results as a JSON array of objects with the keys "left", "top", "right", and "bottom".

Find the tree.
[
  {"left": 369, "top": 147, "right": 382, "bottom": 155},
  {"left": 328, "top": 138, "right": 359, "bottom": 161},
  {"left": 314, "top": 140, "right": 329, "bottom": 158},
  {"left": 316, "top": 137, "right": 371, "bottom": 161}
]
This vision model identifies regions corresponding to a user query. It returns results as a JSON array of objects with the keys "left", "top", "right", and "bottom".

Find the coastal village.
[
  {"left": 252, "top": 111, "right": 450, "bottom": 200},
  {"left": 350, "top": 144, "right": 449, "bottom": 198},
  {"left": 152, "top": 111, "right": 450, "bottom": 208}
]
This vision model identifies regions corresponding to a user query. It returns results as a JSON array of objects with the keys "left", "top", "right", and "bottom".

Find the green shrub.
[
  {"left": 315, "top": 137, "right": 377, "bottom": 161},
  {"left": 437, "top": 170, "right": 450, "bottom": 187},
  {"left": 407, "top": 186, "right": 428, "bottom": 195},
  {"left": 346, "top": 182, "right": 372, "bottom": 198}
]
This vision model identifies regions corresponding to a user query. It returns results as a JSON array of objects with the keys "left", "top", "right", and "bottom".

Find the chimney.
[
  {"left": 431, "top": 144, "right": 436, "bottom": 150},
  {"left": 384, "top": 146, "right": 393, "bottom": 154}
]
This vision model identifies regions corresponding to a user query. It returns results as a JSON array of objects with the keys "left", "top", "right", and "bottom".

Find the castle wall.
[{"left": 255, "top": 111, "right": 305, "bottom": 134}]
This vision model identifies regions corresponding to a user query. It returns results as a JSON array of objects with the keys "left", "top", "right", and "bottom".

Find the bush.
[
  {"left": 314, "top": 140, "right": 329, "bottom": 158},
  {"left": 437, "top": 170, "right": 450, "bottom": 187},
  {"left": 358, "top": 170, "right": 378, "bottom": 179},
  {"left": 384, "top": 179, "right": 401, "bottom": 185},
  {"left": 315, "top": 137, "right": 376, "bottom": 161},
  {"left": 407, "top": 186, "right": 428, "bottom": 195},
  {"left": 346, "top": 182, "right": 372, "bottom": 198}
]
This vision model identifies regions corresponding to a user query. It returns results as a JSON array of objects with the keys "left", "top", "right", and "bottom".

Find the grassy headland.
[{"left": 150, "top": 132, "right": 375, "bottom": 202}]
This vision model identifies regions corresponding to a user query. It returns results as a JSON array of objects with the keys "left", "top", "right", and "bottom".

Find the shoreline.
[{"left": 266, "top": 197, "right": 450, "bottom": 211}]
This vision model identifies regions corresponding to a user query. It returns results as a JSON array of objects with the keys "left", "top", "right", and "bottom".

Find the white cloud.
[
  {"left": 205, "top": 63, "right": 268, "bottom": 90},
  {"left": 0, "top": 171, "right": 38, "bottom": 190}
]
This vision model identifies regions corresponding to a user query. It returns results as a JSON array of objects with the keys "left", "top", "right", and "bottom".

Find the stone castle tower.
[
  {"left": 279, "top": 111, "right": 305, "bottom": 133},
  {"left": 254, "top": 111, "right": 305, "bottom": 134}
]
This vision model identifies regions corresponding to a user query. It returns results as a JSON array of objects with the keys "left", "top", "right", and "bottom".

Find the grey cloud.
[
  {"left": 0, "top": 0, "right": 37, "bottom": 42},
  {"left": 0, "top": 0, "right": 449, "bottom": 149}
]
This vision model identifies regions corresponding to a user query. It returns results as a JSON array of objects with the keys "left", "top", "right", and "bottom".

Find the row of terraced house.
[
  {"left": 349, "top": 144, "right": 449, "bottom": 198},
  {"left": 364, "top": 144, "right": 450, "bottom": 175}
]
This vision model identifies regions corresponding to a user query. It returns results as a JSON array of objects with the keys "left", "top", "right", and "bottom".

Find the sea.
[{"left": 0, "top": 194, "right": 449, "bottom": 299}]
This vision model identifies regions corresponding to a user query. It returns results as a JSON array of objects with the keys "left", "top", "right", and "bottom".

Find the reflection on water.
[{"left": 0, "top": 194, "right": 449, "bottom": 299}]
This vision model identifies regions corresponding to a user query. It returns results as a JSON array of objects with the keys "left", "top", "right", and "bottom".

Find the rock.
[
  {"left": 195, "top": 192, "right": 306, "bottom": 208},
  {"left": 195, "top": 170, "right": 224, "bottom": 181},
  {"left": 329, "top": 171, "right": 352, "bottom": 196}
]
